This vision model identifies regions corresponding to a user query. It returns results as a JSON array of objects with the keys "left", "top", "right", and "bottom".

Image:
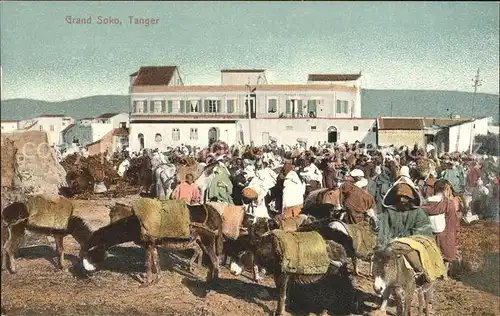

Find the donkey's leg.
[
  {"left": 198, "top": 236, "right": 219, "bottom": 282},
  {"left": 352, "top": 256, "right": 360, "bottom": 276},
  {"left": 189, "top": 242, "right": 202, "bottom": 273},
  {"left": 417, "top": 289, "right": 424, "bottom": 316},
  {"left": 394, "top": 287, "right": 405, "bottom": 316},
  {"left": 140, "top": 246, "right": 155, "bottom": 287},
  {"left": 274, "top": 273, "right": 290, "bottom": 316},
  {"left": 4, "top": 222, "right": 27, "bottom": 274},
  {"left": 152, "top": 247, "right": 161, "bottom": 284},
  {"left": 54, "top": 233, "right": 66, "bottom": 270},
  {"left": 424, "top": 284, "right": 434, "bottom": 316}
]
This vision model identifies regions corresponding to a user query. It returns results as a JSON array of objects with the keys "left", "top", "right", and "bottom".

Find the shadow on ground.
[{"left": 459, "top": 253, "right": 500, "bottom": 296}]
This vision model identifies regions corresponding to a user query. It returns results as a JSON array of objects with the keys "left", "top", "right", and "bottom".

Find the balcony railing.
[{"left": 130, "top": 112, "right": 248, "bottom": 120}]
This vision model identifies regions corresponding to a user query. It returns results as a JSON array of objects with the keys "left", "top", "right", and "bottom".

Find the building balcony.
[{"left": 130, "top": 112, "right": 248, "bottom": 122}]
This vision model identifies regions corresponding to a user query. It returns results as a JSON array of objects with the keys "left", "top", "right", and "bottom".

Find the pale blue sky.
[{"left": 1, "top": 1, "right": 498, "bottom": 101}]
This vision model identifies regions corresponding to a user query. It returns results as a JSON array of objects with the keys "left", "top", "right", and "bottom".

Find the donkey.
[
  {"left": 372, "top": 246, "right": 435, "bottom": 316},
  {"left": 1, "top": 201, "right": 93, "bottom": 274},
  {"left": 230, "top": 218, "right": 357, "bottom": 316},
  {"left": 82, "top": 204, "right": 223, "bottom": 286}
]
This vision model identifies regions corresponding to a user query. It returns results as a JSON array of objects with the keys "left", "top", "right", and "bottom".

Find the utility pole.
[
  {"left": 471, "top": 68, "right": 483, "bottom": 117},
  {"left": 246, "top": 82, "right": 253, "bottom": 147}
]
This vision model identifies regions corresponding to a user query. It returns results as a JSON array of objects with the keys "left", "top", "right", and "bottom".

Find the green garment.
[
  {"left": 206, "top": 165, "right": 234, "bottom": 204},
  {"left": 377, "top": 206, "right": 434, "bottom": 248},
  {"left": 367, "top": 168, "right": 394, "bottom": 213}
]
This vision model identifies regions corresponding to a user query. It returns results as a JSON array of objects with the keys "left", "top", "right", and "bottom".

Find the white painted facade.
[
  {"left": 129, "top": 122, "right": 237, "bottom": 150},
  {"left": 23, "top": 115, "right": 75, "bottom": 145},
  {"left": 448, "top": 117, "right": 490, "bottom": 152},
  {"left": 221, "top": 70, "right": 268, "bottom": 85},
  {"left": 1, "top": 120, "right": 20, "bottom": 132},
  {"left": 94, "top": 113, "right": 130, "bottom": 128},
  {"left": 91, "top": 123, "right": 114, "bottom": 142},
  {"left": 238, "top": 118, "right": 377, "bottom": 147}
]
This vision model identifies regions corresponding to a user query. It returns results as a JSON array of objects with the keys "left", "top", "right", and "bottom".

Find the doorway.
[
  {"left": 245, "top": 95, "right": 256, "bottom": 118},
  {"left": 327, "top": 126, "right": 338, "bottom": 143},
  {"left": 138, "top": 133, "right": 145, "bottom": 150},
  {"left": 208, "top": 127, "right": 219, "bottom": 146}
]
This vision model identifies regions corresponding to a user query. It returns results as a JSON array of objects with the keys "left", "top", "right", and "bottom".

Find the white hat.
[
  {"left": 354, "top": 178, "right": 369, "bottom": 189},
  {"left": 350, "top": 169, "right": 365, "bottom": 178},
  {"left": 399, "top": 165, "right": 411, "bottom": 178}
]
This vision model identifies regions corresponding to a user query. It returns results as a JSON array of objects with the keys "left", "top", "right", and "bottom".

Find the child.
[{"left": 173, "top": 173, "right": 200, "bottom": 204}]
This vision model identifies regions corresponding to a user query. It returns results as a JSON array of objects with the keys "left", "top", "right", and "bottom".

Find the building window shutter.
[
  {"left": 149, "top": 101, "right": 154, "bottom": 113},
  {"left": 133, "top": 101, "right": 137, "bottom": 112},
  {"left": 286, "top": 100, "right": 291, "bottom": 114},
  {"left": 143, "top": 100, "right": 148, "bottom": 112},
  {"left": 161, "top": 101, "right": 166, "bottom": 113},
  {"left": 297, "top": 100, "right": 303, "bottom": 115},
  {"left": 227, "top": 100, "right": 234, "bottom": 113},
  {"left": 336, "top": 100, "right": 342, "bottom": 113},
  {"left": 180, "top": 101, "right": 185, "bottom": 113},
  {"left": 216, "top": 100, "right": 221, "bottom": 112},
  {"left": 197, "top": 100, "right": 202, "bottom": 113},
  {"left": 167, "top": 101, "right": 173, "bottom": 113},
  {"left": 308, "top": 100, "right": 317, "bottom": 114},
  {"left": 204, "top": 100, "right": 209, "bottom": 112}
]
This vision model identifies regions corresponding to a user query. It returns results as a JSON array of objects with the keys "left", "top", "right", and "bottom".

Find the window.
[
  {"left": 204, "top": 100, "right": 221, "bottom": 113},
  {"left": 138, "top": 133, "right": 144, "bottom": 150},
  {"left": 120, "top": 122, "right": 127, "bottom": 128},
  {"left": 155, "top": 133, "right": 162, "bottom": 142},
  {"left": 154, "top": 101, "right": 162, "bottom": 113},
  {"left": 311, "top": 126, "right": 317, "bottom": 131},
  {"left": 336, "top": 100, "right": 349, "bottom": 114},
  {"left": 343, "top": 101, "right": 349, "bottom": 114},
  {"left": 285, "top": 100, "right": 291, "bottom": 114},
  {"left": 141, "top": 101, "right": 147, "bottom": 113},
  {"left": 50, "top": 125, "right": 55, "bottom": 131},
  {"left": 172, "top": 128, "right": 180, "bottom": 141},
  {"left": 268, "top": 99, "right": 277, "bottom": 113},
  {"left": 227, "top": 99, "right": 235, "bottom": 113},
  {"left": 39, "top": 125, "right": 43, "bottom": 131},
  {"left": 149, "top": 101, "right": 155, "bottom": 113},
  {"left": 191, "top": 100, "right": 202, "bottom": 113},
  {"left": 286, "top": 125, "right": 293, "bottom": 131},
  {"left": 167, "top": 101, "right": 173, "bottom": 113},
  {"left": 353, "top": 126, "right": 359, "bottom": 131},
  {"left": 190, "top": 128, "right": 198, "bottom": 140},
  {"left": 296, "top": 100, "right": 303, "bottom": 115},
  {"left": 308, "top": 99, "right": 320, "bottom": 115}
]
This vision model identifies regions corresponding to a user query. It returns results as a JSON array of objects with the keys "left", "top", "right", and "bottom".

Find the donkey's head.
[
  {"left": 372, "top": 245, "right": 412, "bottom": 296},
  {"left": 82, "top": 245, "right": 107, "bottom": 272}
]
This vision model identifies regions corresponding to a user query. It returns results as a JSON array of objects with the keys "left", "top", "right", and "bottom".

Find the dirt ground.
[{"left": 2, "top": 195, "right": 500, "bottom": 316}]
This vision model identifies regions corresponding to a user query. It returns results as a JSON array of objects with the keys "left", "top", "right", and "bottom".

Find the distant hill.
[{"left": 1, "top": 90, "right": 498, "bottom": 123}]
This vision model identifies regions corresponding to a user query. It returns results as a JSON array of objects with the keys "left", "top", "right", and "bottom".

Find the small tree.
[{"left": 474, "top": 133, "right": 500, "bottom": 156}]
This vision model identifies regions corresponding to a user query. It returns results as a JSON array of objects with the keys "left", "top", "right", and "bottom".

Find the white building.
[
  {"left": 62, "top": 113, "right": 129, "bottom": 147},
  {"left": 22, "top": 115, "right": 75, "bottom": 146},
  {"left": 129, "top": 66, "right": 365, "bottom": 150},
  {"left": 433, "top": 117, "right": 490, "bottom": 153},
  {"left": 94, "top": 112, "right": 130, "bottom": 129},
  {"left": 1, "top": 120, "right": 20, "bottom": 133}
]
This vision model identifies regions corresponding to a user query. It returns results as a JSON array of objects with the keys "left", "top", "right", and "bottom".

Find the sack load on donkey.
[
  {"left": 207, "top": 202, "right": 245, "bottom": 240},
  {"left": 272, "top": 230, "right": 331, "bottom": 275},
  {"left": 26, "top": 195, "right": 74, "bottom": 231},
  {"left": 132, "top": 198, "right": 191, "bottom": 239}
]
